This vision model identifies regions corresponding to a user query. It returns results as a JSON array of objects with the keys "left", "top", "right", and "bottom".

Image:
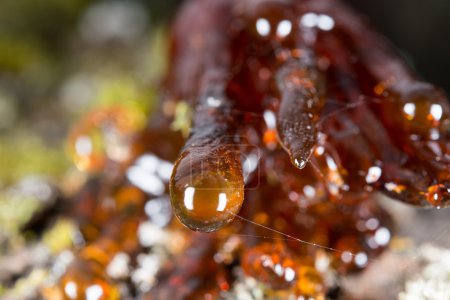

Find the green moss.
[
  {"left": 171, "top": 101, "right": 193, "bottom": 138},
  {"left": 43, "top": 218, "right": 76, "bottom": 254},
  {"left": 0, "top": 133, "right": 70, "bottom": 184},
  {"left": 0, "top": 194, "right": 41, "bottom": 238}
]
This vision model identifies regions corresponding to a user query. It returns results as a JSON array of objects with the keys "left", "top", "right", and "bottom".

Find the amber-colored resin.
[
  {"left": 48, "top": 0, "right": 450, "bottom": 298},
  {"left": 242, "top": 242, "right": 298, "bottom": 289},
  {"left": 170, "top": 146, "right": 244, "bottom": 232}
]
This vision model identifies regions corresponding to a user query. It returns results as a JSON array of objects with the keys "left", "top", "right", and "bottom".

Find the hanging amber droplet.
[{"left": 170, "top": 145, "right": 244, "bottom": 232}]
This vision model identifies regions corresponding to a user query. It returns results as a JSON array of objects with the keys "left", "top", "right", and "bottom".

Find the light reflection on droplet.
[
  {"left": 341, "top": 251, "right": 353, "bottom": 263},
  {"left": 300, "top": 13, "right": 335, "bottom": 31},
  {"left": 145, "top": 197, "right": 171, "bottom": 227},
  {"left": 284, "top": 267, "right": 296, "bottom": 282},
  {"left": 355, "top": 252, "right": 368, "bottom": 267},
  {"left": 276, "top": 19, "right": 292, "bottom": 38},
  {"left": 135, "top": 154, "right": 159, "bottom": 174},
  {"left": 138, "top": 222, "right": 167, "bottom": 247},
  {"left": 274, "top": 263, "right": 284, "bottom": 276},
  {"left": 126, "top": 166, "right": 165, "bottom": 195},
  {"left": 294, "top": 158, "right": 307, "bottom": 169},
  {"left": 317, "top": 15, "right": 335, "bottom": 31},
  {"left": 430, "top": 128, "right": 440, "bottom": 140},
  {"left": 300, "top": 13, "right": 318, "bottom": 28},
  {"left": 325, "top": 155, "right": 338, "bottom": 171},
  {"left": 242, "top": 153, "right": 259, "bottom": 182},
  {"left": 263, "top": 110, "right": 276, "bottom": 129},
  {"left": 75, "top": 135, "right": 93, "bottom": 156},
  {"left": 217, "top": 193, "right": 227, "bottom": 212},
  {"left": 256, "top": 18, "right": 271, "bottom": 36},
  {"left": 64, "top": 281, "right": 78, "bottom": 299},
  {"left": 157, "top": 161, "right": 174, "bottom": 181},
  {"left": 403, "top": 102, "right": 416, "bottom": 120},
  {"left": 430, "top": 104, "right": 443, "bottom": 120},
  {"left": 315, "top": 146, "right": 325, "bottom": 156},
  {"left": 206, "top": 96, "right": 222, "bottom": 108},
  {"left": 85, "top": 284, "right": 103, "bottom": 300},
  {"left": 303, "top": 185, "right": 316, "bottom": 199},
  {"left": 184, "top": 186, "right": 195, "bottom": 210},
  {"left": 374, "top": 227, "right": 391, "bottom": 246},
  {"left": 106, "top": 252, "right": 130, "bottom": 279},
  {"left": 365, "top": 166, "right": 382, "bottom": 184},
  {"left": 367, "top": 237, "right": 379, "bottom": 249},
  {"left": 365, "top": 218, "right": 380, "bottom": 231}
]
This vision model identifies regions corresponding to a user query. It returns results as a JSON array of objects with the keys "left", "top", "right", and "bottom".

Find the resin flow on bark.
[{"left": 51, "top": 0, "right": 450, "bottom": 298}]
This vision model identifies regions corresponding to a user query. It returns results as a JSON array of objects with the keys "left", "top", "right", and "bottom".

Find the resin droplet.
[
  {"left": 276, "top": 56, "right": 325, "bottom": 170},
  {"left": 170, "top": 145, "right": 244, "bottom": 232},
  {"left": 427, "top": 184, "right": 448, "bottom": 208},
  {"left": 58, "top": 260, "right": 120, "bottom": 300},
  {"left": 395, "top": 82, "right": 450, "bottom": 138},
  {"left": 242, "top": 242, "right": 298, "bottom": 290}
]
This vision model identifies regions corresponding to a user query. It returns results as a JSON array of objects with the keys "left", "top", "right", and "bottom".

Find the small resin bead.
[
  {"left": 242, "top": 242, "right": 298, "bottom": 290},
  {"left": 67, "top": 106, "right": 143, "bottom": 172}
]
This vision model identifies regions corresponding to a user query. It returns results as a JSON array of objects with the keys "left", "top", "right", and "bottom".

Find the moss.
[{"left": 0, "top": 133, "right": 70, "bottom": 184}]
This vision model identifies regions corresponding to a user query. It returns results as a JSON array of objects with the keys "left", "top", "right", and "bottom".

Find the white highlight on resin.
[
  {"left": 107, "top": 252, "right": 130, "bottom": 279},
  {"left": 300, "top": 13, "right": 317, "bottom": 28},
  {"left": 315, "top": 146, "right": 325, "bottom": 156},
  {"left": 256, "top": 18, "right": 271, "bottom": 36},
  {"left": 365, "top": 166, "right": 382, "bottom": 184},
  {"left": 318, "top": 14, "right": 335, "bottom": 31},
  {"left": 403, "top": 102, "right": 416, "bottom": 118},
  {"left": 65, "top": 281, "right": 78, "bottom": 299},
  {"left": 430, "top": 104, "right": 443, "bottom": 120},
  {"left": 315, "top": 253, "right": 331, "bottom": 272},
  {"left": 126, "top": 166, "right": 165, "bottom": 195},
  {"left": 206, "top": 96, "right": 222, "bottom": 108},
  {"left": 243, "top": 153, "right": 259, "bottom": 181},
  {"left": 276, "top": 20, "right": 292, "bottom": 37},
  {"left": 217, "top": 193, "right": 227, "bottom": 212},
  {"left": 430, "top": 128, "right": 440, "bottom": 140},
  {"left": 303, "top": 185, "right": 316, "bottom": 199},
  {"left": 384, "top": 182, "right": 399, "bottom": 192},
  {"left": 341, "top": 251, "right": 353, "bottom": 263},
  {"left": 274, "top": 264, "right": 284, "bottom": 276},
  {"left": 374, "top": 227, "right": 391, "bottom": 246},
  {"left": 325, "top": 155, "right": 338, "bottom": 171},
  {"left": 365, "top": 218, "right": 380, "bottom": 231},
  {"left": 261, "top": 255, "right": 272, "bottom": 267},
  {"left": 75, "top": 135, "right": 93, "bottom": 156},
  {"left": 263, "top": 110, "right": 276, "bottom": 129},
  {"left": 126, "top": 154, "right": 173, "bottom": 195},
  {"left": 184, "top": 187, "right": 195, "bottom": 210},
  {"left": 284, "top": 267, "right": 296, "bottom": 282},
  {"left": 300, "top": 13, "right": 335, "bottom": 31},
  {"left": 355, "top": 252, "right": 368, "bottom": 267},
  {"left": 157, "top": 161, "right": 174, "bottom": 181},
  {"left": 138, "top": 222, "right": 167, "bottom": 247},
  {"left": 136, "top": 154, "right": 159, "bottom": 174},
  {"left": 86, "top": 284, "right": 103, "bottom": 300}
]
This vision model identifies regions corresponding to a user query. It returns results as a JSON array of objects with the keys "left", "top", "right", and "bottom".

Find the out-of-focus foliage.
[
  {"left": 0, "top": 1, "right": 177, "bottom": 297},
  {"left": 0, "top": 134, "right": 70, "bottom": 183}
]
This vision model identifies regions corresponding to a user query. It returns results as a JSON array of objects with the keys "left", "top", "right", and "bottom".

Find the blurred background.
[
  {"left": 348, "top": 0, "right": 450, "bottom": 93},
  {"left": 0, "top": 0, "right": 449, "bottom": 299}
]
